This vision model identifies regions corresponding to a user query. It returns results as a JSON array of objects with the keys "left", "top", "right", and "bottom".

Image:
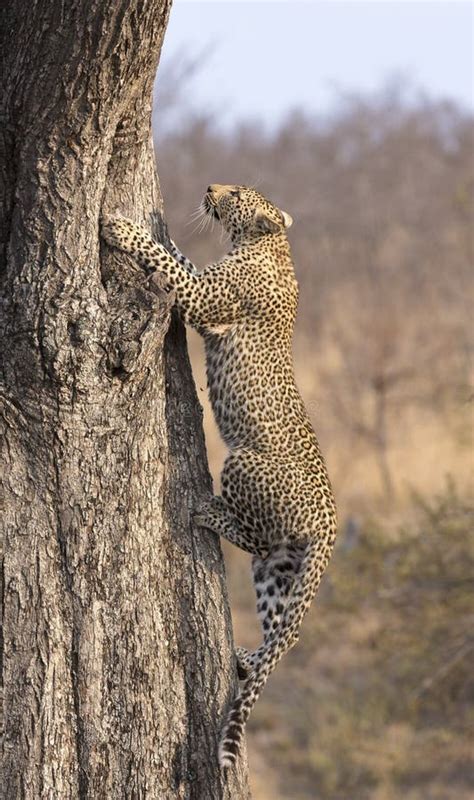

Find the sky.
[{"left": 157, "top": 1, "right": 473, "bottom": 129}]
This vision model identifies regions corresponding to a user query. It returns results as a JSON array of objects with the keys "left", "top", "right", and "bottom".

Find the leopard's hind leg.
[
  {"left": 240, "top": 542, "right": 305, "bottom": 674},
  {"left": 219, "top": 534, "right": 335, "bottom": 769}
]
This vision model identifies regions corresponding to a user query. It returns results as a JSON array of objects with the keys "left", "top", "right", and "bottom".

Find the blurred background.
[{"left": 153, "top": 2, "right": 473, "bottom": 798}]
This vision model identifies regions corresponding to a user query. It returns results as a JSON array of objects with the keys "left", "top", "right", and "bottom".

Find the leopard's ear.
[
  {"left": 281, "top": 210, "right": 293, "bottom": 229},
  {"left": 254, "top": 208, "right": 282, "bottom": 234}
]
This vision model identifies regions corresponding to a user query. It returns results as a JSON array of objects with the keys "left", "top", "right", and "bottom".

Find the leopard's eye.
[{"left": 230, "top": 190, "right": 241, "bottom": 198}]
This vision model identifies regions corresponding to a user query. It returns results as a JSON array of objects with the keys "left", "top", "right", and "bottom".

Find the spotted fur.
[{"left": 101, "top": 184, "right": 337, "bottom": 770}]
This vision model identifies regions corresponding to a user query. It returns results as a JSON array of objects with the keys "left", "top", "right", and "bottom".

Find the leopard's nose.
[{"left": 207, "top": 185, "right": 215, "bottom": 194}]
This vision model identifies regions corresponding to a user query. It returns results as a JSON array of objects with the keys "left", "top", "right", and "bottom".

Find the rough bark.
[{"left": 0, "top": 1, "right": 250, "bottom": 797}]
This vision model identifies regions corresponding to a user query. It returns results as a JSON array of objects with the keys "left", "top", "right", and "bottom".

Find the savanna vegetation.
[{"left": 154, "top": 69, "right": 473, "bottom": 799}]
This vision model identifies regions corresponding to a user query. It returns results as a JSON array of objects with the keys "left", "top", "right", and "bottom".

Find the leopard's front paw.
[
  {"left": 192, "top": 507, "right": 213, "bottom": 530},
  {"left": 192, "top": 496, "right": 217, "bottom": 530},
  {"left": 101, "top": 216, "right": 139, "bottom": 252}
]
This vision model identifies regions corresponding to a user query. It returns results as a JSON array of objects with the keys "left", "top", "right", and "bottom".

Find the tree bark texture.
[{"left": 0, "top": 2, "right": 250, "bottom": 797}]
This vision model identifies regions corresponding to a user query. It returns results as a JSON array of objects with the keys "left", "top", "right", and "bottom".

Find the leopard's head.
[{"left": 203, "top": 184, "right": 293, "bottom": 243}]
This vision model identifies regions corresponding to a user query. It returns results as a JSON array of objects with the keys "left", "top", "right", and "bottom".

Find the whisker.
[
  {"left": 189, "top": 206, "right": 204, "bottom": 221},
  {"left": 187, "top": 206, "right": 207, "bottom": 231},
  {"left": 190, "top": 209, "right": 212, "bottom": 237},
  {"left": 249, "top": 176, "right": 263, "bottom": 191},
  {"left": 189, "top": 215, "right": 204, "bottom": 236},
  {"left": 190, "top": 219, "right": 205, "bottom": 237},
  {"left": 187, "top": 209, "right": 205, "bottom": 224}
]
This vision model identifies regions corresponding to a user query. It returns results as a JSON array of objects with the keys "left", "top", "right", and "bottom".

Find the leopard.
[{"left": 101, "top": 184, "right": 337, "bottom": 770}]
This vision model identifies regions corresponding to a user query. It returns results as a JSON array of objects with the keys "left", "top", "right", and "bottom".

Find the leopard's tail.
[{"left": 218, "top": 531, "right": 335, "bottom": 769}]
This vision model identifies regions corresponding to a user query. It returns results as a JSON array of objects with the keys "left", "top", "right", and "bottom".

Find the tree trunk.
[{"left": 0, "top": 2, "right": 250, "bottom": 797}]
